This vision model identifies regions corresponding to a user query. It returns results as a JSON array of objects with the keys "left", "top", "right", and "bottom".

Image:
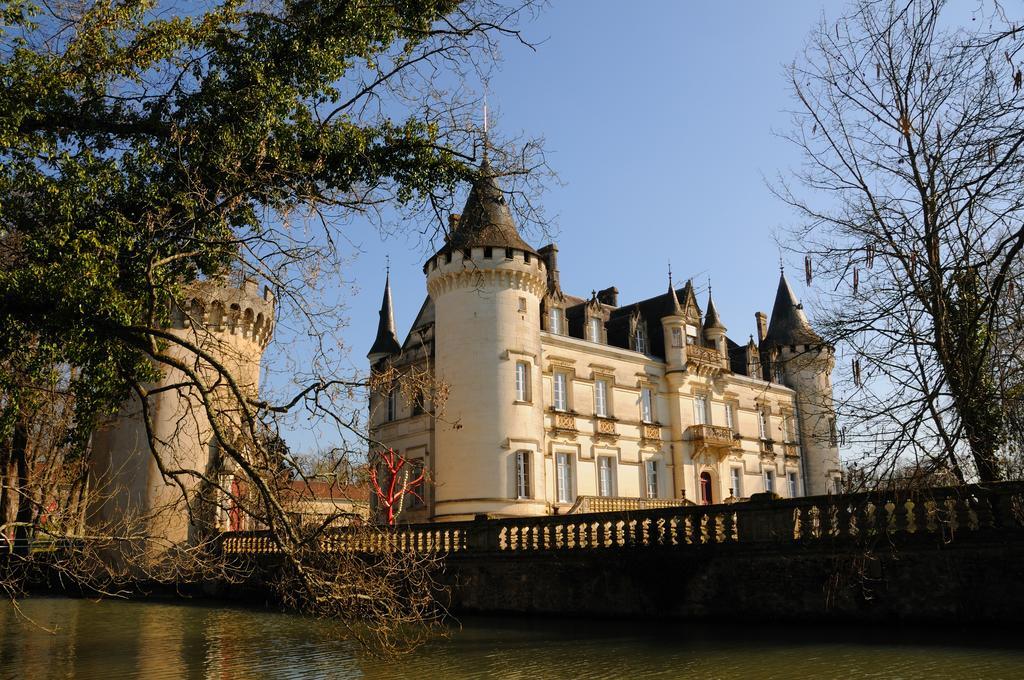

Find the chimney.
[
  {"left": 538, "top": 243, "right": 560, "bottom": 290},
  {"left": 597, "top": 286, "right": 619, "bottom": 307},
  {"left": 445, "top": 214, "right": 461, "bottom": 243},
  {"left": 755, "top": 312, "right": 768, "bottom": 343}
]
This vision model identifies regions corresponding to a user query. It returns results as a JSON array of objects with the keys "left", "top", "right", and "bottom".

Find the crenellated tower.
[
  {"left": 89, "top": 275, "right": 275, "bottom": 547},
  {"left": 760, "top": 272, "right": 840, "bottom": 495},
  {"left": 423, "top": 159, "right": 548, "bottom": 520}
]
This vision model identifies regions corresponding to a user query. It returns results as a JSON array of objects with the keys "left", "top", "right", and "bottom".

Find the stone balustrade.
[
  {"left": 218, "top": 481, "right": 1024, "bottom": 557},
  {"left": 569, "top": 496, "right": 690, "bottom": 514},
  {"left": 686, "top": 424, "right": 735, "bottom": 448},
  {"left": 641, "top": 423, "right": 661, "bottom": 441},
  {"left": 553, "top": 412, "right": 576, "bottom": 431},
  {"left": 595, "top": 418, "right": 617, "bottom": 436},
  {"left": 686, "top": 344, "right": 722, "bottom": 366}
]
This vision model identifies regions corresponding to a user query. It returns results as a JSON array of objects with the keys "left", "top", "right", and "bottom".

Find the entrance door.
[{"left": 700, "top": 472, "right": 713, "bottom": 505}]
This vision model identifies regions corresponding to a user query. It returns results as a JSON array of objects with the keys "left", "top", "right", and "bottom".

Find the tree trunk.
[{"left": 12, "top": 416, "right": 32, "bottom": 557}]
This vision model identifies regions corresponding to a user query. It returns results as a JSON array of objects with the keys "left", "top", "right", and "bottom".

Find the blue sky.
[
  {"left": 350, "top": 3, "right": 831, "bottom": 359},
  {"left": 275, "top": 2, "right": 850, "bottom": 454}
]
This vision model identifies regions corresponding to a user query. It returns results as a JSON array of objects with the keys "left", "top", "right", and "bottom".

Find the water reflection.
[{"left": 2, "top": 597, "right": 1023, "bottom": 679}]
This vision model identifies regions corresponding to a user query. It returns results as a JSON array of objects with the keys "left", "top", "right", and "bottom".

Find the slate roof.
[
  {"left": 435, "top": 159, "right": 537, "bottom": 257},
  {"left": 367, "top": 273, "right": 401, "bottom": 358},
  {"left": 762, "top": 273, "right": 821, "bottom": 347}
]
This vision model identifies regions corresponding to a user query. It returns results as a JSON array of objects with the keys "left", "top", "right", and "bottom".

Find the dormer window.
[
  {"left": 633, "top": 325, "right": 648, "bottom": 354},
  {"left": 685, "top": 324, "right": 699, "bottom": 345},
  {"left": 587, "top": 317, "right": 602, "bottom": 343},
  {"left": 548, "top": 307, "right": 565, "bottom": 335}
]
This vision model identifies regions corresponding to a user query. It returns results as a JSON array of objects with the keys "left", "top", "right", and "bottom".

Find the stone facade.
[
  {"left": 369, "top": 162, "right": 842, "bottom": 523},
  {"left": 88, "top": 276, "right": 275, "bottom": 546}
]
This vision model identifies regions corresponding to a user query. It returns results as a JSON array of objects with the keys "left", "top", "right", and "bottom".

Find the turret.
[
  {"left": 424, "top": 159, "right": 548, "bottom": 519},
  {"left": 761, "top": 272, "right": 840, "bottom": 495},
  {"left": 661, "top": 276, "right": 687, "bottom": 371},
  {"left": 367, "top": 271, "right": 401, "bottom": 365},
  {"left": 89, "top": 274, "right": 275, "bottom": 548},
  {"left": 703, "top": 287, "right": 728, "bottom": 361}
]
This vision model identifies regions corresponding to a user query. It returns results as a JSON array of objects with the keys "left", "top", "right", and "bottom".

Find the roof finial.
[
  {"left": 481, "top": 89, "right": 490, "bottom": 164},
  {"left": 707, "top": 276, "right": 712, "bottom": 296},
  {"left": 668, "top": 259, "right": 673, "bottom": 288},
  {"left": 778, "top": 249, "right": 785, "bottom": 275},
  {"left": 385, "top": 254, "right": 391, "bottom": 278}
]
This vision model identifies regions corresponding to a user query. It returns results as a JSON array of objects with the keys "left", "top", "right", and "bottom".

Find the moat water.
[{"left": 2, "top": 597, "right": 1023, "bottom": 679}]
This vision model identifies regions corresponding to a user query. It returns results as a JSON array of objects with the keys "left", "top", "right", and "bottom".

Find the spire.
[
  {"left": 367, "top": 270, "right": 401, "bottom": 360},
  {"left": 704, "top": 285, "right": 726, "bottom": 330},
  {"left": 762, "top": 271, "right": 821, "bottom": 347},
  {"left": 663, "top": 266, "right": 683, "bottom": 317}
]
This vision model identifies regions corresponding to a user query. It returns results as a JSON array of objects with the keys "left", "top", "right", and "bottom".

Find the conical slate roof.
[
  {"left": 367, "top": 272, "right": 401, "bottom": 359},
  {"left": 762, "top": 272, "right": 821, "bottom": 347},
  {"left": 704, "top": 290, "right": 725, "bottom": 330},
  {"left": 439, "top": 159, "right": 537, "bottom": 256},
  {"left": 662, "top": 278, "right": 684, "bottom": 317}
]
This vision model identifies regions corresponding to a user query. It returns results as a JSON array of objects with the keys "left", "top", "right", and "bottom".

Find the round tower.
[
  {"left": 762, "top": 272, "right": 841, "bottom": 495},
  {"left": 89, "top": 275, "right": 275, "bottom": 547},
  {"left": 424, "top": 161, "right": 548, "bottom": 520}
]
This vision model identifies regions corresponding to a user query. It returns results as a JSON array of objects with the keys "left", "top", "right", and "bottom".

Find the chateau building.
[{"left": 368, "top": 160, "right": 842, "bottom": 522}]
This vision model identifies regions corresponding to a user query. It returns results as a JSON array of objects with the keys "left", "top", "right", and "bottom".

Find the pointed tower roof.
[
  {"left": 439, "top": 159, "right": 537, "bottom": 257},
  {"left": 662, "top": 272, "right": 684, "bottom": 317},
  {"left": 367, "top": 271, "right": 401, "bottom": 359},
  {"left": 704, "top": 288, "right": 726, "bottom": 330},
  {"left": 763, "top": 272, "right": 821, "bottom": 347}
]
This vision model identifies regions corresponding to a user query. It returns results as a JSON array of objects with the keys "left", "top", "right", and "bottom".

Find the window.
[
  {"left": 553, "top": 372, "right": 568, "bottom": 411},
  {"left": 788, "top": 471, "right": 799, "bottom": 498},
  {"left": 484, "top": 246, "right": 493, "bottom": 258},
  {"left": 724, "top": 402, "right": 735, "bottom": 432},
  {"left": 407, "top": 460, "right": 425, "bottom": 508},
  {"left": 548, "top": 307, "right": 564, "bottom": 335},
  {"left": 386, "top": 388, "right": 398, "bottom": 422},
  {"left": 774, "top": 360, "right": 785, "bottom": 384},
  {"left": 644, "top": 460, "right": 659, "bottom": 499},
  {"left": 693, "top": 395, "right": 709, "bottom": 425},
  {"left": 834, "top": 477, "right": 843, "bottom": 494},
  {"left": 555, "top": 452, "right": 573, "bottom": 503},
  {"left": 515, "top": 451, "right": 531, "bottom": 499},
  {"left": 829, "top": 418, "right": 838, "bottom": 446},
  {"left": 515, "top": 361, "right": 530, "bottom": 402},
  {"left": 518, "top": 297, "right": 527, "bottom": 313},
  {"left": 685, "top": 324, "right": 699, "bottom": 345},
  {"left": 671, "top": 327, "right": 683, "bottom": 348},
  {"left": 764, "top": 469, "right": 775, "bottom": 494},
  {"left": 588, "top": 317, "right": 603, "bottom": 343},
  {"left": 640, "top": 387, "right": 654, "bottom": 423},
  {"left": 594, "top": 379, "right": 609, "bottom": 418},
  {"left": 634, "top": 325, "right": 647, "bottom": 354},
  {"left": 758, "top": 407, "right": 769, "bottom": 440},
  {"left": 730, "top": 467, "right": 742, "bottom": 498},
  {"left": 784, "top": 414, "right": 797, "bottom": 442},
  {"left": 598, "top": 457, "right": 614, "bottom": 497}
]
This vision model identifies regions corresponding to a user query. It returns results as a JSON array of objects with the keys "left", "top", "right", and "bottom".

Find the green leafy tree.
[{"left": 0, "top": 0, "right": 545, "bottom": 651}]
